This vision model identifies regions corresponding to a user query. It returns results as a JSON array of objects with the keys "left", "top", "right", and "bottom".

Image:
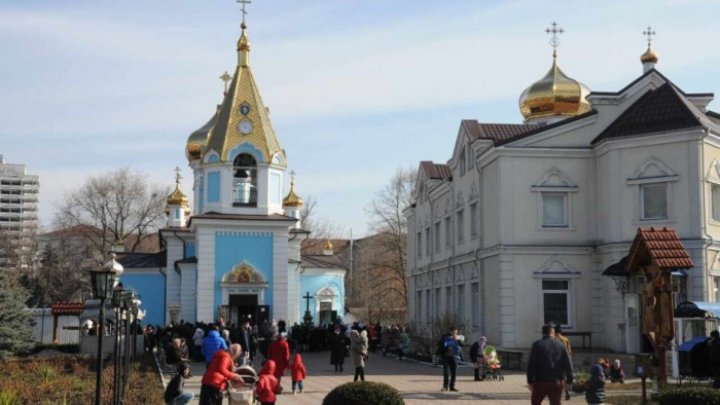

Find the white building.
[
  {"left": 406, "top": 36, "right": 720, "bottom": 353},
  {"left": 0, "top": 154, "right": 39, "bottom": 268}
]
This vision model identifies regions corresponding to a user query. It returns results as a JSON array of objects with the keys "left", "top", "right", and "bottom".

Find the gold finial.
[
  {"left": 283, "top": 170, "right": 303, "bottom": 208},
  {"left": 237, "top": 0, "right": 251, "bottom": 26},
  {"left": 640, "top": 26, "right": 658, "bottom": 65},
  {"left": 174, "top": 166, "right": 182, "bottom": 187},
  {"left": 546, "top": 21, "right": 564, "bottom": 60},
  {"left": 167, "top": 167, "right": 188, "bottom": 206},
  {"left": 220, "top": 71, "right": 232, "bottom": 94},
  {"left": 236, "top": 0, "right": 252, "bottom": 67}
]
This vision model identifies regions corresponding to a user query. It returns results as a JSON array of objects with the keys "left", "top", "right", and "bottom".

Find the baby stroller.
[
  {"left": 227, "top": 365, "right": 258, "bottom": 405},
  {"left": 482, "top": 346, "right": 504, "bottom": 381}
]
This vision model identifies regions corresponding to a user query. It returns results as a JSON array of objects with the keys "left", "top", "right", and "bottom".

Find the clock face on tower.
[{"left": 238, "top": 120, "right": 253, "bottom": 135}]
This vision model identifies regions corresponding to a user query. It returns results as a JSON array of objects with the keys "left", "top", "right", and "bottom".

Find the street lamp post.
[
  {"left": 111, "top": 287, "right": 125, "bottom": 405},
  {"left": 121, "top": 292, "right": 133, "bottom": 401},
  {"left": 130, "top": 297, "right": 141, "bottom": 359}
]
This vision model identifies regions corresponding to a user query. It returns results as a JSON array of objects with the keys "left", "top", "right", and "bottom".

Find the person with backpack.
[{"left": 438, "top": 326, "right": 463, "bottom": 392}]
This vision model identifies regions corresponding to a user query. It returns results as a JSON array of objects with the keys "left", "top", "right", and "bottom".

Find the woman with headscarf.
[
  {"left": 350, "top": 329, "right": 369, "bottom": 381},
  {"left": 329, "top": 325, "right": 349, "bottom": 372},
  {"left": 199, "top": 344, "right": 245, "bottom": 405},
  {"left": 469, "top": 335, "right": 487, "bottom": 381},
  {"left": 256, "top": 359, "right": 282, "bottom": 405}
]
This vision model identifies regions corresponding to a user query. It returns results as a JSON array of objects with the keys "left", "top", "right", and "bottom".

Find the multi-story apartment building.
[{"left": 0, "top": 154, "right": 39, "bottom": 268}]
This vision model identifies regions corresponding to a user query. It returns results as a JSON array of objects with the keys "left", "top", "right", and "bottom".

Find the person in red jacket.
[
  {"left": 199, "top": 344, "right": 244, "bottom": 405},
  {"left": 290, "top": 353, "right": 307, "bottom": 394},
  {"left": 256, "top": 360, "right": 281, "bottom": 405},
  {"left": 267, "top": 333, "right": 290, "bottom": 386}
]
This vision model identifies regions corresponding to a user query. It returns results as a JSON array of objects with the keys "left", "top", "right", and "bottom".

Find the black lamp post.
[
  {"left": 89, "top": 266, "right": 115, "bottom": 405},
  {"left": 111, "top": 287, "right": 125, "bottom": 405},
  {"left": 121, "top": 292, "right": 134, "bottom": 401},
  {"left": 130, "top": 296, "right": 141, "bottom": 359}
]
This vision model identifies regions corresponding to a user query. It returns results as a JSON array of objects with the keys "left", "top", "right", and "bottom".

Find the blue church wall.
[
  {"left": 299, "top": 274, "right": 345, "bottom": 324},
  {"left": 120, "top": 272, "right": 166, "bottom": 327},
  {"left": 185, "top": 242, "right": 196, "bottom": 259},
  {"left": 207, "top": 171, "right": 220, "bottom": 203},
  {"left": 214, "top": 232, "right": 274, "bottom": 315}
]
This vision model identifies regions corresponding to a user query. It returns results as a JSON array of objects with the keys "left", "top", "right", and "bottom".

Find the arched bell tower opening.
[{"left": 233, "top": 153, "right": 258, "bottom": 206}]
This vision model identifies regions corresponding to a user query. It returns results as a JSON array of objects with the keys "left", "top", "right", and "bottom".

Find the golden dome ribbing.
[
  {"left": 519, "top": 57, "right": 591, "bottom": 121},
  {"left": 283, "top": 177, "right": 303, "bottom": 208},
  {"left": 640, "top": 46, "right": 658, "bottom": 64}
]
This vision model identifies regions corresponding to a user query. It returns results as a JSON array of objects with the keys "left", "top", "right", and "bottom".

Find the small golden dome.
[
  {"left": 237, "top": 23, "right": 250, "bottom": 51},
  {"left": 283, "top": 177, "right": 303, "bottom": 208},
  {"left": 167, "top": 169, "right": 189, "bottom": 207},
  {"left": 640, "top": 46, "right": 658, "bottom": 64},
  {"left": 519, "top": 58, "right": 591, "bottom": 122},
  {"left": 186, "top": 106, "right": 219, "bottom": 162},
  {"left": 323, "top": 239, "right": 333, "bottom": 251}
]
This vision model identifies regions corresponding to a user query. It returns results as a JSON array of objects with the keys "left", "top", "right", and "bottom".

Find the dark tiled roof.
[
  {"left": 707, "top": 111, "right": 720, "bottom": 126},
  {"left": 592, "top": 83, "right": 702, "bottom": 145},
  {"left": 494, "top": 110, "right": 598, "bottom": 146},
  {"left": 301, "top": 254, "right": 347, "bottom": 269},
  {"left": 626, "top": 227, "right": 694, "bottom": 271},
  {"left": 420, "top": 161, "right": 452, "bottom": 180},
  {"left": 462, "top": 120, "right": 541, "bottom": 142},
  {"left": 51, "top": 302, "right": 85, "bottom": 315},
  {"left": 117, "top": 251, "right": 167, "bottom": 268}
]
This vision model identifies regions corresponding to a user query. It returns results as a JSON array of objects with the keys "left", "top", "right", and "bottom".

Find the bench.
[
  {"left": 497, "top": 350, "right": 523, "bottom": 370},
  {"left": 563, "top": 332, "right": 592, "bottom": 351}
]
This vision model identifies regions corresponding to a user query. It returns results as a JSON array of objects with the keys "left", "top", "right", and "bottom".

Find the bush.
[
  {"left": 31, "top": 344, "right": 80, "bottom": 355},
  {"left": 323, "top": 381, "right": 404, "bottom": 405},
  {"left": 659, "top": 386, "right": 720, "bottom": 405}
]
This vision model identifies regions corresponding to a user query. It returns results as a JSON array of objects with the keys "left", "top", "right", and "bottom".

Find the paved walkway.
[{"left": 169, "top": 351, "right": 629, "bottom": 404}]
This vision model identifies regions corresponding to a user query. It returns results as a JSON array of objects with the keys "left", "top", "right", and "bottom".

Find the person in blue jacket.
[
  {"left": 438, "top": 327, "right": 463, "bottom": 392},
  {"left": 202, "top": 325, "right": 228, "bottom": 366}
]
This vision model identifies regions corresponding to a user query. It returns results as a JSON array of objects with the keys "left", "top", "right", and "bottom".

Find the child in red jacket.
[
  {"left": 256, "top": 360, "right": 281, "bottom": 405},
  {"left": 290, "top": 353, "right": 307, "bottom": 394}
]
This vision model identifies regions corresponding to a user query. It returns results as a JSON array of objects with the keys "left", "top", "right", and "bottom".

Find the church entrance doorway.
[{"left": 229, "top": 294, "right": 258, "bottom": 326}]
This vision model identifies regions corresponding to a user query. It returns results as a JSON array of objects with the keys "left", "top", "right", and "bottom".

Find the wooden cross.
[
  {"left": 303, "top": 291, "right": 313, "bottom": 313},
  {"left": 643, "top": 26, "right": 656, "bottom": 47},
  {"left": 219, "top": 71, "right": 232, "bottom": 94},
  {"left": 546, "top": 21, "right": 564, "bottom": 56},
  {"left": 237, "top": 0, "right": 252, "bottom": 25}
]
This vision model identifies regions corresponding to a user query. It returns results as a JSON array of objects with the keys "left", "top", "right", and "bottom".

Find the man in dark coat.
[
  {"left": 708, "top": 330, "right": 720, "bottom": 388},
  {"left": 329, "top": 326, "right": 349, "bottom": 372},
  {"left": 527, "top": 324, "right": 574, "bottom": 405}
]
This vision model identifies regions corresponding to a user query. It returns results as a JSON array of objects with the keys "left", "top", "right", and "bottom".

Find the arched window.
[{"left": 233, "top": 153, "right": 257, "bottom": 206}]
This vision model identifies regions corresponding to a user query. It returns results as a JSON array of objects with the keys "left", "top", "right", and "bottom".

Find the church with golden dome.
[
  {"left": 407, "top": 23, "right": 720, "bottom": 358},
  {"left": 118, "top": 13, "right": 346, "bottom": 328}
]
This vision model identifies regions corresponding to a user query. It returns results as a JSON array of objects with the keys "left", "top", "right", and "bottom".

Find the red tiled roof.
[
  {"left": 420, "top": 161, "right": 452, "bottom": 180},
  {"left": 627, "top": 227, "right": 694, "bottom": 271},
  {"left": 51, "top": 302, "right": 85, "bottom": 315}
]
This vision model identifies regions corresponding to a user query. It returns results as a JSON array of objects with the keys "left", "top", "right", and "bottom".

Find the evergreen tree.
[{"left": 0, "top": 271, "right": 34, "bottom": 357}]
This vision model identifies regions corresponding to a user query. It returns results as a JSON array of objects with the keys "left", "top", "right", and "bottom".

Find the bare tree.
[
  {"left": 364, "top": 167, "right": 415, "bottom": 317},
  {"left": 299, "top": 195, "right": 346, "bottom": 240},
  {"left": 54, "top": 168, "right": 169, "bottom": 260}
]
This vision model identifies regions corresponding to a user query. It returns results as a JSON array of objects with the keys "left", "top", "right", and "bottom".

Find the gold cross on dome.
[
  {"left": 174, "top": 166, "right": 182, "bottom": 185},
  {"left": 643, "top": 26, "right": 656, "bottom": 47},
  {"left": 289, "top": 170, "right": 296, "bottom": 184},
  {"left": 219, "top": 71, "right": 232, "bottom": 94},
  {"left": 237, "top": 0, "right": 252, "bottom": 25},
  {"left": 546, "top": 21, "right": 564, "bottom": 57}
]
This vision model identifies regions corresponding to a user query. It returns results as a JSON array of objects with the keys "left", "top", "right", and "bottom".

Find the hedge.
[
  {"left": 323, "top": 381, "right": 405, "bottom": 405},
  {"left": 659, "top": 386, "right": 720, "bottom": 405}
]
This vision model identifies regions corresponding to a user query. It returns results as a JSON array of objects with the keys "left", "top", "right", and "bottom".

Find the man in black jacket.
[
  {"left": 527, "top": 324, "right": 573, "bottom": 405},
  {"left": 164, "top": 362, "right": 194, "bottom": 405}
]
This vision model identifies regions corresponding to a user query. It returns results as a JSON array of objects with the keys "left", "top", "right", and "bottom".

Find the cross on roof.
[
  {"left": 237, "top": 0, "right": 252, "bottom": 25},
  {"left": 546, "top": 21, "right": 564, "bottom": 57},
  {"left": 219, "top": 71, "right": 232, "bottom": 94},
  {"left": 643, "top": 26, "right": 656, "bottom": 47},
  {"left": 174, "top": 166, "right": 182, "bottom": 185}
]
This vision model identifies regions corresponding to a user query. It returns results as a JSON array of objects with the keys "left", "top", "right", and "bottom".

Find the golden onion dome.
[
  {"left": 519, "top": 58, "right": 591, "bottom": 122},
  {"left": 166, "top": 186, "right": 188, "bottom": 206},
  {"left": 640, "top": 46, "right": 658, "bottom": 64},
  {"left": 237, "top": 23, "right": 250, "bottom": 51},
  {"left": 282, "top": 176, "right": 303, "bottom": 208},
  {"left": 323, "top": 239, "right": 334, "bottom": 251},
  {"left": 186, "top": 106, "right": 220, "bottom": 162}
]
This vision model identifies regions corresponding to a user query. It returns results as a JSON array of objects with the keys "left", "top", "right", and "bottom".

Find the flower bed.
[{"left": 0, "top": 353, "right": 163, "bottom": 404}]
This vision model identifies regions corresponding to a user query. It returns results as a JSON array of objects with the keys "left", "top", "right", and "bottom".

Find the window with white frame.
[
  {"left": 542, "top": 280, "right": 570, "bottom": 326},
  {"left": 456, "top": 209, "right": 464, "bottom": 243},
  {"left": 542, "top": 192, "right": 567, "bottom": 227},
  {"left": 434, "top": 222, "right": 441, "bottom": 252},
  {"left": 712, "top": 185, "right": 720, "bottom": 221},
  {"left": 425, "top": 227, "right": 431, "bottom": 256},
  {"left": 445, "top": 286, "right": 452, "bottom": 315},
  {"left": 470, "top": 202, "right": 478, "bottom": 237},
  {"left": 444, "top": 216, "right": 451, "bottom": 248},
  {"left": 416, "top": 232, "right": 422, "bottom": 258},
  {"left": 640, "top": 183, "right": 668, "bottom": 220},
  {"left": 714, "top": 277, "right": 720, "bottom": 302},
  {"left": 471, "top": 282, "right": 480, "bottom": 329}
]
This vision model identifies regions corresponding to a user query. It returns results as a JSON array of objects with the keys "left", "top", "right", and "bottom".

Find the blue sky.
[{"left": 2, "top": 0, "right": 720, "bottom": 236}]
